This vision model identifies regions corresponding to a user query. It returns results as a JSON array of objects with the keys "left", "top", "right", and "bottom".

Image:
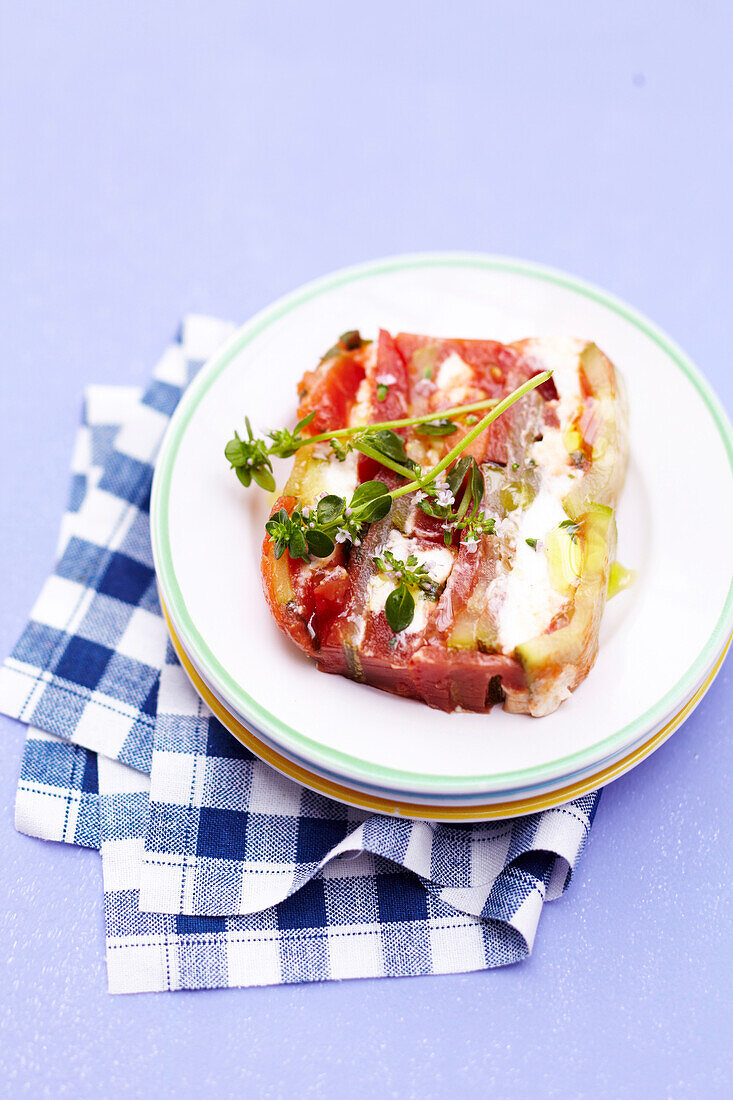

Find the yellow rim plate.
[
  {"left": 152, "top": 253, "right": 733, "bottom": 799},
  {"left": 162, "top": 601, "right": 730, "bottom": 821}
]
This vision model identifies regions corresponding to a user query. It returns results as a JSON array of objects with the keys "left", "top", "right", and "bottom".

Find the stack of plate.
[{"left": 151, "top": 254, "right": 733, "bottom": 821}]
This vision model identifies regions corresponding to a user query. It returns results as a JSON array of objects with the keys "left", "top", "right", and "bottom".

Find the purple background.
[{"left": 1, "top": 3, "right": 731, "bottom": 1096}]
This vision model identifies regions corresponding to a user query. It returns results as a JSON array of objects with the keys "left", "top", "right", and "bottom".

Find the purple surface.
[{"left": 1, "top": 2, "right": 731, "bottom": 1096}]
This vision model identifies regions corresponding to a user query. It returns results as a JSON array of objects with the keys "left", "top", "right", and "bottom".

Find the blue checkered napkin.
[
  {"left": 4, "top": 315, "right": 602, "bottom": 993},
  {"left": 16, "top": 729, "right": 101, "bottom": 848},
  {"left": 101, "top": 754, "right": 582, "bottom": 994},
  {"left": 140, "top": 645, "right": 599, "bottom": 925},
  {"left": 15, "top": 385, "right": 140, "bottom": 848},
  {"left": 0, "top": 316, "right": 236, "bottom": 773},
  {"left": 113, "top": 645, "right": 599, "bottom": 991}
]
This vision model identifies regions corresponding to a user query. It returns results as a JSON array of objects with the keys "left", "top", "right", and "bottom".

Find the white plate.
[
  {"left": 168, "top": 612, "right": 727, "bottom": 808},
  {"left": 151, "top": 254, "right": 733, "bottom": 800},
  {"left": 161, "top": 602, "right": 729, "bottom": 819}
]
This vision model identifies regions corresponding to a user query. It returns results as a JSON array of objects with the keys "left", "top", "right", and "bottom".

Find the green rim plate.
[{"left": 151, "top": 252, "right": 733, "bottom": 796}]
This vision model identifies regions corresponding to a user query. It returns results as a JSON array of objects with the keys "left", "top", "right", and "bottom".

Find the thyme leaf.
[{"left": 384, "top": 583, "right": 415, "bottom": 633}]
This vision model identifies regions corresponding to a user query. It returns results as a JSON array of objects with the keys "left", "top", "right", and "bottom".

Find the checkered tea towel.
[
  {"left": 3, "top": 316, "right": 601, "bottom": 993},
  {"left": 15, "top": 383, "right": 141, "bottom": 846},
  {"left": 18, "top": 720, "right": 598, "bottom": 993}
]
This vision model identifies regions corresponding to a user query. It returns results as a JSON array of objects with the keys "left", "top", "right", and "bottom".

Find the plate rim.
[
  {"left": 151, "top": 251, "right": 733, "bottom": 795},
  {"left": 164, "top": 594, "right": 731, "bottom": 804},
  {"left": 162, "top": 598, "right": 731, "bottom": 820}
]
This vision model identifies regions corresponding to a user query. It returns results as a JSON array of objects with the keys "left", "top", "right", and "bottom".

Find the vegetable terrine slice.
[{"left": 260, "top": 329, "right": 627, "bottom": 716}]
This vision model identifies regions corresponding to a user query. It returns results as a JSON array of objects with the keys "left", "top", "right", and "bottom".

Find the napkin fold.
[
  {"left": 141, "top": 641, "right": 595, "bottom": 921},
  {"left": 2, "top": 316, "right": 599, "bottom": 993}
]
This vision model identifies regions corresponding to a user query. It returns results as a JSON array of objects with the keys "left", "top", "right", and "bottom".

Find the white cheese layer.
[
  {"left": 366, "top": 531, "right": 454, "bottom": 636},
  {"left": 367, "top": 575, "right": 432, "bottom": 635},
  {"left": 312, "top": 449, "right": 360, "bottom": 500},
  {"left": 381, "top": 530, "right": 455, "bottom": 585},
  {"left": 349, "top": 373, "right": 373, "bottom": 428},
  {"left": 494, "top": 340, "right": 587, "bottom": 653},
  {"left": 435, "top": 352, "right": 474, "bottom": 406},
  {"left": 522, "top": 336, "right": 583, "bottom": 422},
  {"left": 497, "top": 486, "right": 568, "bottom": 653},
  {"left": 525, "top": 337, "right": 584, "bottom": 500},
  {"left": 308, "top": 344, "right": 376, "bottom": 501}
]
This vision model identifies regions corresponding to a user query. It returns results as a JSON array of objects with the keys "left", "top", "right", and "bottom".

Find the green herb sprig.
[
  {"left": 372, "top": 549, "right": 445, "bottom": 634},
  {"left": 241, "top": 369, "right": 553, "bottom": 632},
  {"left": 265, "top": 479, "right": 393, "bottom": 562},
  {"left": 373, "top": 550, "right": 441, "bottom": 600},
  {"left": 413, "top": 455, "right": 498, "bottom": 548},
  {"left": 384, "top": 583, "right": 415, "bottom": 634},
  {"left": 558, "top": 518, "right": 580, "bottom": 542},
  {"left": 225, "top": 396, "right": 506, "bottom": 484},
  {"left": 224, "top": 416, "right": 280, "bottom": 492}
]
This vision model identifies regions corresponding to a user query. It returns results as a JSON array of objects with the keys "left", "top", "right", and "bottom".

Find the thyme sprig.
[
  {"left": 558, "top": 518, "right": 580, "bottom": 542},
  {"left": 240, "top": 370, "right": 552, "bottom": 590},
  {"left": 385, "top": 372, "right": 550, "bottom": 504},
  {"left": 373, "top": 550, "right": 441, "bottom": 600},
  {"left": 415, "top": 455, "right": 496, "bottom": 547},
  {"left": 373, "top": 549, "right": 450, "bottom": 634},
  {"left": 265, "top": 479, "right": 393, "bottom": 562},
  {"left": 383, "top": 583, "right": 415, "bottom": 634},
  {"left": 351, "top": 428, "right": 419, "bottom": 482},
  {"left": 225, "top": 397, "right": 504, "bottom": 485},
  {"left": 289, "top": 396, "right": 501, "bottom": 449},
  {"left": 224, "top": 416, "right": 280, "bottom": 492}
]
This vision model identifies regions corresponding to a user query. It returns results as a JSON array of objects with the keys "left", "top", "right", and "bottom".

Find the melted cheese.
[
  {"left": 367, "top": 574, "right": 431, "bottom": 635},
  {"left": 529, "top": 431, "right": 575, "bottom": 499}
]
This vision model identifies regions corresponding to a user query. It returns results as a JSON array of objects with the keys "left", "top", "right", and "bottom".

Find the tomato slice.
[
  {"left": 371, "top": 329, "right": 410, "bottom": 422},
  {"left": 297, "top": 352, "right": 365, "bottom": 434},
  {"left": 410, "top": 647, "right": 525, "bottom": 711}
]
